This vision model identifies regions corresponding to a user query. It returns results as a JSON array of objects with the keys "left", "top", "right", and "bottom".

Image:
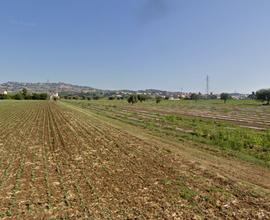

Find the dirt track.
[{"left": 0, "top": 101, "right": 269, "bottom": 219}]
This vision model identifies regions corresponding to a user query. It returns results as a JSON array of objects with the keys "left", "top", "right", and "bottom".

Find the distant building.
[
  {"left": 50, "top": 92, "right": 59, "bottom": 100},
  {"left": 169, "top": 96, "right": 180, "bottom": 101},
  {"left": 0, "top": 90, "right": 8, "bottom": 95}
]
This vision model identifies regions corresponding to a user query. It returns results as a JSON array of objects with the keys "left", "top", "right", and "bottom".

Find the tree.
[
  {"left": 208, "top": 92, "right": 217, "bottom": 100},
  {"left": 108, "top": 96, "right": 115, "bottom": 100},
  {"left": 0, "top": 94, "right": 10, "bottom": 99},
  {"left": 127, "top": 95, "right": 138, "bottom": 104},
  {"left": 248, "top": 91, "right": 256, "bottom": 100},
  {"left": 14, "top": 93, "right": 23, "bottom": 100},
  {"left": 190, "top": 93, "right": 199, "bottom": 101},
  {"left": 137, "top": 94, "right": 146, "bottom": 102},
  {"left": 155, "top": 96, "right": 162, "bottom": 104},
  {"left": 39, "top": 93, "right": 48, "bottom": 100},
  {"left": 256, "top": 89, "right": 270, "bottom": 105},
  {"left": 93, "top": 96, "right": 100, "bottom": 100},
  {"left": 220, "top": 93, "right": 230, "bottom": 103},
  {"left": 32, "top": 93, "right": 40, "bottom": 100},
  {"left": 22, "top": 88, "right": 28, "bottom": 98}
]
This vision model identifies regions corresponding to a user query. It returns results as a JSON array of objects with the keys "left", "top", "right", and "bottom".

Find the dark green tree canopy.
[
  {"left": 127, "top": 95, "right": 138, "bottom": 104},
  {"left": 220, "top": 93, "right": 231, "bottom": 103},
  {"left": 256, "top": 89, "right": 270, "bottom": 105}
]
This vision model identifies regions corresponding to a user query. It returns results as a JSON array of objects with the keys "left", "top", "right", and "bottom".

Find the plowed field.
[{"left": 0, "top": 101, "right": 269, "bottom": 219}]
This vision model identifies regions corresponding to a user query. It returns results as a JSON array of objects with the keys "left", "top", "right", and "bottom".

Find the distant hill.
[
  {"left": 0, "top": 82, "right": 98, "bottom": 94},
  {"left": 0, "top": 81, "right": 250, "bottom": 97},
  {"left": 0, "top": 82, "right": 172, "bottom": 95}
]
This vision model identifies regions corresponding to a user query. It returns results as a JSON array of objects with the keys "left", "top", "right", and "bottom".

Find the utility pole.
[{"left": 206, "top": 75, "right": 209, "bottom": 96}]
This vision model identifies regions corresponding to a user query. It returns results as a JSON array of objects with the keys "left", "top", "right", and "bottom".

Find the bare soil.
[{"left": 0, "top": 101, "right": 269, "bottom": 219}]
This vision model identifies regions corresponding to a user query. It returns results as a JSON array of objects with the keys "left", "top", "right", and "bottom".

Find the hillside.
[
  {"left": 0, "top": 82, "right": 179, "bottom": 96},
  {"left": 0, "top": 82, "right": 98, "bottom": 94}
]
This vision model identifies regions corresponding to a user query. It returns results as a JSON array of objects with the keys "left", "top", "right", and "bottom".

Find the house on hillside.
[
  {"left": 0, "top": 90, "right": 8, "bottom": 95},
  {"left": 50, "top": 92, "right": 59, "bottom": 100}
]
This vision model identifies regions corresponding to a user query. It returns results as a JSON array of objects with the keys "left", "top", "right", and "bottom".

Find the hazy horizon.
[
  {"left": 1, "top": 0, "right": 270, "bottom": 93},
  {"left": 0, "top": 80, "right": 258, "bottom": 94}
]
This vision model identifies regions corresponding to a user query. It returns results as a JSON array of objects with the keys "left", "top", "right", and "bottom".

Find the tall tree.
[{"left": 256, "top": 89, "right": 270, "bottom": 105}]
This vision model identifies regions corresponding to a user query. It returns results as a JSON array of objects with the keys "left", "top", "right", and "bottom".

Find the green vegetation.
[
  {"left": 155, "top": 96, "right": 162, "bottom": 104},
  {"left": 127, "top": 94, "right": 138, "bottom": 104},
  {"left": 63, "top": 99, "right": 270, "bottom": 166},
  {"left": 220, "top": 93, "right": 231, "bottom": 103},
  {"left": 0, "top": 88, "right": 48, "bottom": 100},
  {"left": 256, "top": 89, "right": 270, "bottom": 105}
]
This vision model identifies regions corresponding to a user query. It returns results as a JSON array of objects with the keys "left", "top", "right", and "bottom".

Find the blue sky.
[{"left": 0, "top": 0, "right": 270, "bottom": 93}]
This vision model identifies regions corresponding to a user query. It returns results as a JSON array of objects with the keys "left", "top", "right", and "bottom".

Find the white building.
[
  {"left": 50, "top": 92, "right": 59, "bottom": 100},
  {"left": 0, "top": 90, "right": 8, "bottom": 95}
]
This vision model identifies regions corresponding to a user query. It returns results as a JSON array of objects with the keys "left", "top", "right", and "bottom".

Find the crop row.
[{"left": 65, "top": 101, "right": 270, "bottom": 166}]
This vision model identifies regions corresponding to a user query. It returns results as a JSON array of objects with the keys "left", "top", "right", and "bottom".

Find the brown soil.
[{"left": 0, "top": 101, "right": 269, "bottom": 219}]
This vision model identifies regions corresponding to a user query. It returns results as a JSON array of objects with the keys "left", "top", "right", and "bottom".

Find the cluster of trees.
[
  {"left": 189, "top": 93, "right": 218, "bottom": 100},
  {"left": 60, "top": 91, "right": 109, "bottom": 100},
  {"left": 0, "top": 88, "right": 48, "bottom": 100},
  {"left": 256, "top": 89, "right": 270, "bottom": 105},
  {"left": 127, "top": 94, "right": 161, "bottom": 104},
  {"left": 59, "top": 88, "right": 270, "bottom": 106},
  {"left": 63, "top": 95, "right": 93, "bottom": 100},
  {"left": 126, "top": 93, "right": 231, "bottom": 104},
  {"left": 108, "top": 96, "right": 124, "bottom": 100}
]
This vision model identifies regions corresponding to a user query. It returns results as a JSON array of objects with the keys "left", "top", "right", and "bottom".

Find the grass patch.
[{"left": 63, "top": 100, "right": 270, "bottom": 167}]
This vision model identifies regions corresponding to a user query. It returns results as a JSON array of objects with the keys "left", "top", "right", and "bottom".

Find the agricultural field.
[
  {"left": 65, "top": 99, "right": 270, "bottom": 166},
  {"left": 0, "top": 100, "right": 269, "bottom": 219}
]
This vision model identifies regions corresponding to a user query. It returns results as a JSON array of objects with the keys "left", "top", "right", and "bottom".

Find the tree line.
[{"left": 0, "top": 88, "right": 48, "bottom": 100}]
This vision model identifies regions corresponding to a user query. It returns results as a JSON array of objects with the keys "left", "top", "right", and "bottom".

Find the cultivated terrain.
[{"left": 0, "top": 100, "right": 269, "bottom": 219}]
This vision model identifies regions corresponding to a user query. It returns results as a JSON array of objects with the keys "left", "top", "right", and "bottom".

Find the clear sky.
[{"left": 0, "top": 0, "right": 270, "bottom": 93}]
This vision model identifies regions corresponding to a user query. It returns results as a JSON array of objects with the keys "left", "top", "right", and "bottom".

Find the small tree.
[
  {"left": 248, "top": 91, "right": 256, "bottom": 100},
  {"left": 156, "top": 96, "right": 162, "bottom": 104},
  {"left": 108, "top": 96, "right": 115, "bottom": 100},
  {"left": 93, "top": 95, "right": 100, "bottom": 100},
  {"left": 128, "top": 95, "right": 138, "bottom": 104},
  {"left": 137, "top": 94, "right": 146, "bottom": 102},
  {"left": 22, "top": 88, "right": 28, "bottom": 98},
  {"left": 220, "top": 93, "right": 230, "bottom": 103},
  {"left": 190, "top": 93, "right": 199, "bottom": 101},
  {"left": 256, "top": 89, "right": 270, "bottom": 105}
]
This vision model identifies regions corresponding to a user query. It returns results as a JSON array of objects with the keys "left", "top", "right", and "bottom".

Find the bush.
[
  {"left": 156, "top": 96, "right": 162, "bottom": 104},
  {"left": 108, "top": 96, "right": 115, "bottom": 100},
  {"left": 256, "top": 89, "right": 270, "bottom": 105},
  {"left": 14, "top": 93, "right": 24, "bottom": 100},
  {"left": 220, "top": 93, "right": 231, "bottom": 103},
  {"left": 128, "top": 95, "right": 138, "bottom": 104}
]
